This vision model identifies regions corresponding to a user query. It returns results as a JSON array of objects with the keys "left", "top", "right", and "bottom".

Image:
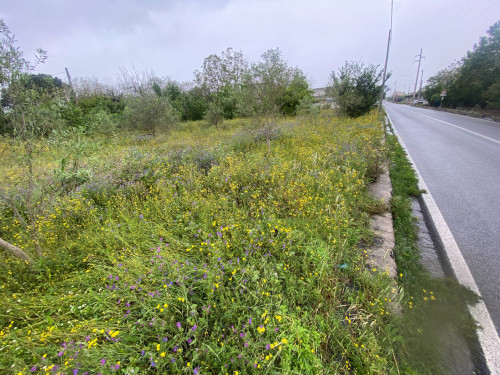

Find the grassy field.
[{"left": 0, "top": 111, "right": 453, "bottom": 374}]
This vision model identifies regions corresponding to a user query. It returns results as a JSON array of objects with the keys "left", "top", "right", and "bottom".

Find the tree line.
[
  {"left": 424, "top": 20, "right": 500, "bottom": 109},
  {"left": 1, "top": 32, "right": 315, "bottom": 137},
  {"left": 0, "top": 17, "right": 388, "bottom": 139}
]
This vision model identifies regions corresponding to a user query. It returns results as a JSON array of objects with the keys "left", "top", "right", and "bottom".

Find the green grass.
[
  {"left": 386, "top": 130, "right": 480, "bottom": 374},
  {"left": 1, "top": 112, "right": 474, "bottom": 374}
]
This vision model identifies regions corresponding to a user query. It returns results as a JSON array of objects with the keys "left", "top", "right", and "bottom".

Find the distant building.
[
  {"left": 313, "top": 87, "right": 334, "bottom": 106},
  {"left": 390, "top": 91, "right": 414, "bottom": 102},
  {"left": 313, "top": 87, "right": 327, "bottom": 98}
]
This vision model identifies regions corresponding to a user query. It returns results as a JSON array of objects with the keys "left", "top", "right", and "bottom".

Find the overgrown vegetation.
[
  {"left": 424, "top": 20, "right": 500, "bottom": 108},
  {"left": 1, "top": 110, "right": 414, "bottom": 374}
]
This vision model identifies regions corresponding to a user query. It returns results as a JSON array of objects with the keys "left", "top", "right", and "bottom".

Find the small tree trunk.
[{"left": 0, "top": 237, "right": 33, "bottom": 264}]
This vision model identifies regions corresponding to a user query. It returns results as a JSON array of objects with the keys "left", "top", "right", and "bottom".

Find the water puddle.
[
  {"left": 412, "top": 197, "right": 444, "bottom": 278},
  {"left": 411, "top": 197, "right": 484, "bottom": 374}
]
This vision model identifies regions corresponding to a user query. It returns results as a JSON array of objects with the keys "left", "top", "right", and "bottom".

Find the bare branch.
[{"left": 0, "top": 237, "right": 33, "bottom": 264}]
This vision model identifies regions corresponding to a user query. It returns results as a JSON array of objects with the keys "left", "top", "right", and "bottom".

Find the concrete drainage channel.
[{"left": 385, "top": 117, "right": 499, "bottom": 374}]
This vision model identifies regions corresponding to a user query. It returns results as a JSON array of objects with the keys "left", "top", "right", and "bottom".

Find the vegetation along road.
[{"left": 384, "top": 102, "right": 500, "bottom": 338}]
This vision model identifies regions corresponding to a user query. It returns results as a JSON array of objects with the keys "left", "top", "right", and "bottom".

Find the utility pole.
[
  {"left": 378, "top": 0, "right": 393, "bottom": 113},
  {"left": 393, "top": 80, "right": 397, "bottom": 102},
  {"left": 65, "top": 67, "right": 77, "bottom": 102},
  {"left": 417, "top": 70, "right": 424, "bottom": 101},
  {"left": 413, "top": 49, "right": 424, "bottom": 101}
]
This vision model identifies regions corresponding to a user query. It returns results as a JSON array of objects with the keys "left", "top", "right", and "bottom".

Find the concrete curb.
[
  {"left": 364, "top": 126, "right": 401, "bottom": 315},
  {"left": 366, "top": 164, "right": 398, "bottom": 280}
]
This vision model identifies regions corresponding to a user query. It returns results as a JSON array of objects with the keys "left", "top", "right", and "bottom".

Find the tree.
[
  {"left": 1, "top": 73, "right": 64, "bottom": 133},
  {"left": 73, "top": 76, "right": 122, "bottom": 102},
  {"left": 194, "top": 48, "right": 248, "bottom": 126},
  {"left": 327, "top": 61, "right": 384, "bottom": 118},
  {"left": 241, "top": 48, "right": 309, "bottom": 151},
  {"left": 281, "top": 68, "right": 313, "bottom": 115},
  {"left": 423, "top": 62, "right": 460, "bottom": 106},
  {"left": 117, "top": 66, "right": 164, "bottom": 96},
  {"left": 123, "top": 93, "right": 179, "bottom": 136},
  {"left": 181, "top": 85, "right": 209, "bottom": 121},
  {"left": 455, "top": 21, "right": 500, "bottom": 108},
  {"left": 0, "top": 19, "right": 52, "bottom": 263},
  {"left": 424, "top": 21, "right": 500, "bottom": 109}
]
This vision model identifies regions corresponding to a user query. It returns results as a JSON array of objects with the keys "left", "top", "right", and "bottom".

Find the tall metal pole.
[
  {"left": 413, "top": 49, "right": 423, "bottom": 101},
  {"left": 378, "top": 0, "right": 393, "bottom": 113}
]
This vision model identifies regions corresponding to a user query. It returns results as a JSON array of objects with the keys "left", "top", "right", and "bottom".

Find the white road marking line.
[
  {"left": 386, "top": 109, "right": 500, "bottom": 374},
  {"left": 399, "top": 106, "right": 500, "bottom": 146}
]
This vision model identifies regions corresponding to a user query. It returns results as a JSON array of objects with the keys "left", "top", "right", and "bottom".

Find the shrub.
[
  {"left": 123, "top": 94, "right": 180, "bottom": 135},
  {"left": 77, "top": 95, "right": 125, "bottom": 115},
  {"left": 204, "top": 102, "right": 224, "bottom": 127},
  {"left": 85, "top": 110, "right": 119, "bottom": 136},
  {"left": 328, "top": 61, "right": 384, "bottom": 118}
]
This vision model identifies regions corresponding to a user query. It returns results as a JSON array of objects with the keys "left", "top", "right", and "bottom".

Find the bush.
[
  {"left": 204, "top": 102, "right": 224, "bottom": 127},
  {"left": 182, "top": 87, "right": 209, "bottom": 121},
  {"left": 77, "top": 95, "right": 125, "bottom": 115},
  {"left": 123, "top": 94, "right": 180, "bottom": 135},
  {"left": 85, "top": 110, "right": 120, "bottom": 136},
  {"left": 60, "top": 102, "right": 85, "bottom": 128},
  {"left": 296, "top": 95, "right": 320, "bottom": 117},
  {"left": 328, "top": 61, "right": 383, "bottom": 118}
]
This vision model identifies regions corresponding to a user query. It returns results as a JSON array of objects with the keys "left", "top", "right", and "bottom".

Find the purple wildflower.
[{"left": 100, "top": 359, "right": 106, "bottom": 366}]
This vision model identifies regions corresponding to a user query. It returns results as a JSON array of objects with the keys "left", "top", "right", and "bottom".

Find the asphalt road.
[{"left": 384, "top": 102, "right": 500, "bottom": 335}]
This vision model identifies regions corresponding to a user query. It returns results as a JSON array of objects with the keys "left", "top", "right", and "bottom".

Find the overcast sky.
[{"left": 2, "top": 0, "right": 499, "bottom": 95}]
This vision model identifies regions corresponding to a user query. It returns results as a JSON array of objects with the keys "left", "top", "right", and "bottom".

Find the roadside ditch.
[{"left": 372, "top": 119, "right": 489, "bottom": 374}]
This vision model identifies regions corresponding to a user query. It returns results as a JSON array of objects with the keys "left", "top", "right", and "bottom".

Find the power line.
[
  {"left": 425, "top": 0, "right": 491, "bottom": 59},
  {"left": 445, "top": 2, "right": 500, "bottom": 48}
]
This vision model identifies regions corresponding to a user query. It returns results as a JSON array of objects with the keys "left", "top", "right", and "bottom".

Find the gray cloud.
[{"left": 2, "top": 0, "right": 499, "bottom": 91}]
